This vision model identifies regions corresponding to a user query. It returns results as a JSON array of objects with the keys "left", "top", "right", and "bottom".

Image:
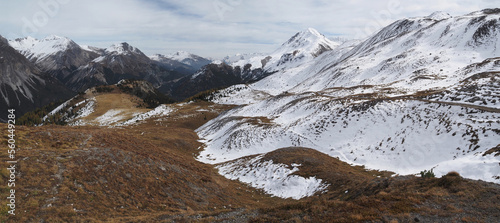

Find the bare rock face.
[{"left": 0, "top": 35, "right": 74, "bottom": 122}]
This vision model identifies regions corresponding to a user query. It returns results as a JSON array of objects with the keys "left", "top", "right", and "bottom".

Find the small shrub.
[
  {"left": 184, "top": 88, "right": 222, "bottom": 102},
  {"left": 439, "top": 171, "right": 462, "bottom": 191},
  {"left": 420, "top": 169, "right": 435, "bottom": 178},
  {"left": 445, "top": 171, "right": 460, "bottom": 177},
  {"left": 95, "top": 86, "right": 114, "bottom": 93}
]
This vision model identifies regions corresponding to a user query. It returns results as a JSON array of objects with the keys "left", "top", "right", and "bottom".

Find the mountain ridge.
[
  {"left": 0, "top": 35, "right": 74, "bottom": 122},
  {"left": 7, "top": 36, "right": 211, "bottom": 95},
  {"left": 194, "top": 9, "right": 500, "bottom": 186},
  {"left": 165, "top": 28, "right": 341, "bottom": 100}
]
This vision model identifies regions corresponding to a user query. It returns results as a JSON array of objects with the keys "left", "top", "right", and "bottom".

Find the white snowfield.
[
  {"left": 199, "top": 97, "right": 499, "bottom": 181},
  {"left": 217, "top": 155, "right": 328, "bottom": 199},
  {"left": 196, "top": 9, "right": 500, "bottom": 200}
]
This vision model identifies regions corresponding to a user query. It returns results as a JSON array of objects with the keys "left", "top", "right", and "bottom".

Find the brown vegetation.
[{"left": 1, "top": 101, "right": 499, "bottom": 222}]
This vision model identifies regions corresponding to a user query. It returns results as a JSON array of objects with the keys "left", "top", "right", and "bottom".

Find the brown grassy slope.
[
  {"left": 151, "top": 146, "right": 500, "bottom": 222},
  {"left": 80, "top": 93, "right": 151, "bottom": 124},
  {"left": 0, "top": 102, "right": 281, "bottom": 222},
  {"left": 261, "top": 147, "right": 393, "bottom": 196},
  {"left": 252, "top": 149, "right": 500, "bottom": 222},
  {"left": 1, "top": 100, "right": 499, "bottom": 222}
]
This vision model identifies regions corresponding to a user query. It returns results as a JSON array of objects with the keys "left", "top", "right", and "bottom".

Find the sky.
[{"left": 0, "top": 0, "right": 498, "bottom": 59}]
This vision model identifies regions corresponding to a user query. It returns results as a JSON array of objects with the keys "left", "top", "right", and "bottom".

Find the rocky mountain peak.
[
  {"left": 426, "top": 11, "right": 452, "bottom": 20},
  {"left": 276, "top": 28, "right": 339, "bottom": 58},
  {"left": 105, "top": 42, "right": 144, "bottom": 56}
]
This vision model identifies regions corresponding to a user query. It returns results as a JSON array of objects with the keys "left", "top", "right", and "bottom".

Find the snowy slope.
[
  {"left": 8, "top": 35, "right": 96, "bottom": 68},
  {"left": 104, "top": 42, "right": 144, "bottom": 56},
  {"left": 196, "top": 9, "right": 500, "bottom": 195},
  {"left": 8, "top": 35, "right": 78, "bottom": 61},
  {"left": 92, "top": 42, "right": 148, "bottom": 63},
  {"left": 198, "top": 92, "right": 499, "bottom": 182},
  {"left": 217, "top": 154, "right": 328, "bottom": 199},
  {"left": 45, "top": 92, "right": 177, "bottom": 127},
  {"left": 8, "top": 35, "right": 99, "bottom": 82},
  {"left": 293, "top": 9, "right": 500, "bottom": 93},
  {"left": 249, "top": 39, "right": 360, "bottom": 96},
  {"left": 80, "top": 45, "right": 105, "bottom": 54},
  {"left": 228, "top": 28, "right": 340, "bottom": 73}
]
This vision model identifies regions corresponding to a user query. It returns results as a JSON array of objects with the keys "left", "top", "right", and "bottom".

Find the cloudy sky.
[{"left": 1, "top": 0, "right": 497, "bottom": 58}]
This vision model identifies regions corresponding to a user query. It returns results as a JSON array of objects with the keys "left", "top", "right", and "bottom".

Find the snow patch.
[
  {"left": 427, "top": 11, "right": 452, "bottom": 20},
  {"left": 217, "top": 155, "right": 328, "bottom": 199},
  {"left": 95, "top": 109, "right": 125, "bottom": 126},
  {"left": 117, "top": 104, "right": 175, "bottom": 126}
]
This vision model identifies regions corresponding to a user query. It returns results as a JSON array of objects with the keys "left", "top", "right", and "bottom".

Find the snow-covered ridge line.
[
  {"left": 8, "top": 35, "right": 78, "bottom": 61},
  {"left": 215, "top": 28, "right": 341, "bottom": 80}
]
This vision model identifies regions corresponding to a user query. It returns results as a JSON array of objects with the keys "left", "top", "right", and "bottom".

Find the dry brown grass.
[
  {"left": 80, "top": 93, "right": 151, "bottom": 125},
  {"left": 0, "top": 102, "right": 279, "bottom": 222},
  {"left": 247, "top": 148, "right": 500, "bottom": 222},
  {"left": 484, "top": 144, "right": 500, "bottom": 156},
  {"left": 1, "top": 101, "right": 499, "bottom": 222}
]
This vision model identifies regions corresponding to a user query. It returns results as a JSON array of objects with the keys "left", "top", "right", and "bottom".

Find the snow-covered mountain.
[
  {"left": 167, "top": 28, "right": 340, "bottom": 100},
  {"left": 150, "top": 53, "right": 208, "bottom": 75},
  {"left": 8, "top": 35, "right": 99, "bottom": 81},
  {"left": 64, "top": 42, "right": 187, "bottom": 92},
  {"left": 220, "top": 53, "right": 264, "bottom": 64},
  {"left": 290, "top": 9, "right": 499, "bottom": 94},
  {"left": 228, "top": 28, "right": 340, "bottom": 73},
  {"left": 163, "top": 51, "right": 211, "bottom": 71},
  {"left": 195, "top": 8, "right": 500, "bottom": 191},
  {"left": 9, "top": 35, "right": 78, "bottom": 62},
  {"left": 7, "top": 36, "right": 198, "bottom": 95},
  {"left": 0, "top": 35, "right": 74, "bottom": 122}
]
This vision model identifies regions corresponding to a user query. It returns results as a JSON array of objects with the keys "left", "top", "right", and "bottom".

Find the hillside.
[
  {"left": 30, "top": 80, "right": 175, "bottom": 126},
  {"left": 2, "top": 101, "right": 499, "bottom": 222},
  {"left": 196, "top": 9, "right": 500, "bottom": 185},
  {"left": 1, "top": 101, "right": 280, "bottom": 222}
]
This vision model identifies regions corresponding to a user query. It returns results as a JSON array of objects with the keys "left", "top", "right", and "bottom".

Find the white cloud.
[{"left": 0, "top": 0, "right": 496, "bottom": 58}]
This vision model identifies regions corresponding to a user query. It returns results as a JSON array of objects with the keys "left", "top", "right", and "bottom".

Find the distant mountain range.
[
  {"left": 1, "top": 35, "right": 213, "bottom": 118},
  {"left": 1, "top": 27, "right": 348, "bottom": 116},
  {"left": 8, "top": 36, "right": 212, "bottom": 92}
]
